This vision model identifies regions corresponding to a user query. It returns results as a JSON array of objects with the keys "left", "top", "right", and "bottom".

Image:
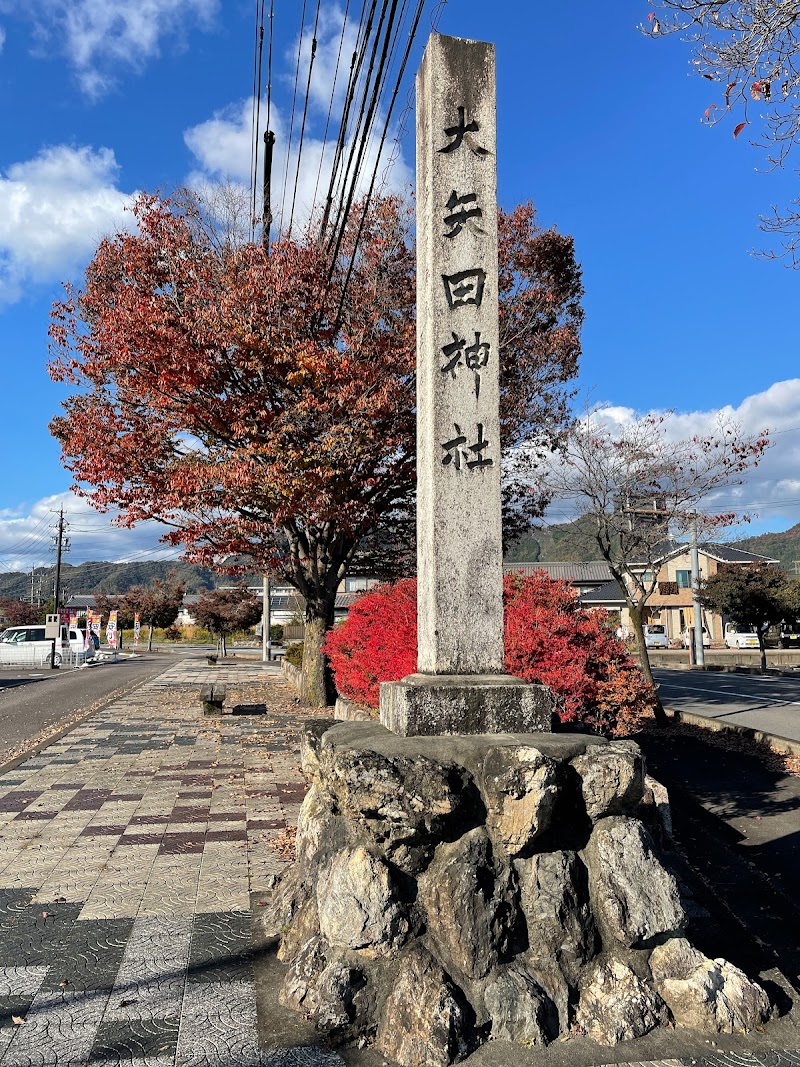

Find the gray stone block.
[{"left": 379, "top": 673, "right": 555, "bottom": 737}]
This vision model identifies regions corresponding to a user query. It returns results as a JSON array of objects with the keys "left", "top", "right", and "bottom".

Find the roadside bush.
[
  {"left": 284, "top": 641, "right": 304, "bottom": 668},
  {"left": 163, "top": 625, "right": 182, "bottom": 642},
  {"left": 324, "top": 574, "right": 655, "bottom": 735},
  {"left": 270, "top": 624, "right": 285, "bottom": 644},
  {"left": 323, "top": 580, "right": 417, "bottom": 709},
  {"left": 503, "top": 572, "right": 655, "bottom": 735}
]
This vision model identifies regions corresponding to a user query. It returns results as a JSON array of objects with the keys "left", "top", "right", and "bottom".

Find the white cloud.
[
  {"left": 290, "top": 5, "right": 362, "bottom": 116},
  {"left": 0, "top": 492, "right": 179, "bottom": 575},
  {"left": 17, "top": 0, "right": 218, "bottom": 97},
  {"left": 0, "top": 26, "right": 6, "bottom": 53},
  {"left": 0, "top": 144, "right": 134, "bottom": 304},
  {"left": 184, "top": 95, "right": 413, "bottom": 238}
]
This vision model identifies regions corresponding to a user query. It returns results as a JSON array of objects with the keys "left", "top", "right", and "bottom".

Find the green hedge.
[{"left": 284, "top": 641, "right": 304, "bottom": 668}]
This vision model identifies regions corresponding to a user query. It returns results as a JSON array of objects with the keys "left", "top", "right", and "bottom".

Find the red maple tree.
[{"left": 48, "top": 192, "right": 583, "bottom": 706}]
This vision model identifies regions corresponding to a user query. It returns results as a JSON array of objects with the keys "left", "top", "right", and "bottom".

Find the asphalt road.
[
  {"left": 0, "top": 652, "right": 176, "bottom": 767},
  {"left": 654, "top": 666, "right": 800, "bottom": 743}
]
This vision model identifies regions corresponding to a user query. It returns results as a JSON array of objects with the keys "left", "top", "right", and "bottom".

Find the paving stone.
[
  {"left": 1, "top": 988, "right": 108, "bottom": 1065},
  {"left": 0, "top": 969, "right": 48, "bottom": 997},
  {"left": 88, "top": 1017, "right": 180, "bottom": 1062},
  {"left": 5, "top": 658, "right": 794, "bottom": 1067},
  {"left": 187, "top": 914, "right": 255, "bottom": 985},
  {"left": 174, "top": 981, "right": 262, "bottom": 1066}
]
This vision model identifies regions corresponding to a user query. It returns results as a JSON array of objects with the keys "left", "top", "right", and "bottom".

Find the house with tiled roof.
[
  {"left": 503, "top": 561, "right": 613, "bottom": 595},
  {"left": 576, "top": 541, "right": 780, "bottom": 645}
]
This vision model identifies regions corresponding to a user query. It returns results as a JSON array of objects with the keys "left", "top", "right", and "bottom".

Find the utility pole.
[
  {"left": 262, "top": 128, "right": 275, "bottom": 252},
  {"left": 52, "top": 507, "right": 68, "bottom": 615},
  {"left": 690, "top": 517, "right": 705, "bottom": 668},
  {"left": 262, "top": 575, "right": 272, "bottom": 662}
]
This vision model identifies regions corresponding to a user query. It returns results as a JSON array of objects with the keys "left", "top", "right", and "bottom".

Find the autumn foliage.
[
  {"left": 503, "top": 572, "right": 656, "bottom": 735},
  {"left": 323, "top": 579, "right": 418, "bottom": 710},
  {"left": 324, "top": 573, "right": 655, "bottom": 735},
  {"left": 48, "top": 190, "right": 583, "bottom": 705}
]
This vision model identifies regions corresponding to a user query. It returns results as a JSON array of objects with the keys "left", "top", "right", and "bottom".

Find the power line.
[
  {"left": 250, "top": 0, "right": 266, "bottom": 241},
  {"left": 311, "top": 0, "right": 353, "bottom": 221},
  {"left": 288, "top": 0, "right": 322, "bottom": 237},
  {"left": 278, "top": 0, "right": 310, "bottom": 240},
  {"left": 325, "top": 0, "right": 395, "bottom": 265},
  {"left": 333, "top": 0, "right": 425, "bottom": 323},
  {"left": 318, "top": 0, "right": 379, "bottom": 246}
]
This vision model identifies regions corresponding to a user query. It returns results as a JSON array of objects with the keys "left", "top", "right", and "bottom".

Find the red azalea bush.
[
  {"left": 325, "top": 573, "right": 655, "bottom": 735},
  {"left": 323, "top": 578, "right": 417, "bottom": 710},
  {"left": 503, "top": 572, "right": 655, "bottom": 735}
]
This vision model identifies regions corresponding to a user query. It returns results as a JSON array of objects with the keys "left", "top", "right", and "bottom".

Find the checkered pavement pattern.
[
  {"left": 0, "top": 658, "right": 797, "bottom": 1067},
  {"left": 0, "top": 659, "right": 336, "bottom": 1066}
]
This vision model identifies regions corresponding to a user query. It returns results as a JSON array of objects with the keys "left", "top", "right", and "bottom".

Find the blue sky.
[{"left": 1, "top": 0, "right": 799, "bottom": 573}]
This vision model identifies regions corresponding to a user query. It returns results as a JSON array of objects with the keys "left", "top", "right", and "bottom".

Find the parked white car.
[
  {"left": 724, "top": 623, "right": 759, "bottom": 649},
  {"left": 644, "top": 624, "right": 669, "bottom": 649},
  {"left": 681, "top": 626, "right": 711, "bottom": 648},
  {"left": 0, "top": 624, "right": 90, "bottom": 666}
]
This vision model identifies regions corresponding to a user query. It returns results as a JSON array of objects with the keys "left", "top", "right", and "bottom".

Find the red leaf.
[
  {"left": 704, "top": 104, "right": 717, "bottom": 120},
  {"left": 733, "top": 122, "right": 748, "bottom": 139}
]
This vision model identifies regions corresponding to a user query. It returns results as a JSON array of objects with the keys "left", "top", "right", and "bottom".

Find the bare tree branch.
[{"left": 645, "top": 0, "right": 800, "bottom": 263}]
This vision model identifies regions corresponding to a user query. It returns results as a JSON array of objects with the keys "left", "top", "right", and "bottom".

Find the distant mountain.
[
  {"left": 506, "top": 517, "right": 800, "bottom": 572},
  {"left": 505, "top": 516, "right": 602, "bottom": 564},
  {"left": 728, "top": 523, "right": 800, "bottom": 573},
  {"left": 0, "top": 560, "right": 220, "bottom": 602}
]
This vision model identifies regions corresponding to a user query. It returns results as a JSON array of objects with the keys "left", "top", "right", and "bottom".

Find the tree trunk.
[
  {"left": 148, "top": 624, "right": 154, "bottom": 651},
  {"left": 301, "top": 597, "right": 336, "bottom": 708},
  {"left": 628, "top": 603, "right": 670, "bottom": 728}
]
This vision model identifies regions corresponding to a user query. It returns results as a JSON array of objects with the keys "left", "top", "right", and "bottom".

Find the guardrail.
[{"left": 0, "top": 645, "right": 94, "bottom": 668}]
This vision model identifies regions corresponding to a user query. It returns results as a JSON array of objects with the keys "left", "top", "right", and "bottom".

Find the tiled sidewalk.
[
  {"left": 1, "top": 657, "right": 797, "bottom": 1067},
  {"left": 0, "top": 658, "right": 334, "bottom": 1066}
]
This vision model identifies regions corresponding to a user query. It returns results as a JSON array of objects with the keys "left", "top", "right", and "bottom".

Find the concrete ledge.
[
  {"left": 379, "top": 672, "right": 555, "bottom": 737},
  {"left": 333, "top": 696, "right": 376, "bottom": 722},
  {"left": 281, "top": 659, "right": 302, "bottom": 694}
]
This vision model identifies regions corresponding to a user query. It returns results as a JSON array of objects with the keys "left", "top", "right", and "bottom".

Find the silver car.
[{"left": 644, "top": 624, "right": 669, "bottom": 649}]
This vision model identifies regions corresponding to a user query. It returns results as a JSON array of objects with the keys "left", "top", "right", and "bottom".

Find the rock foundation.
[{"left": 259, "top": 720, "right": 771, "bottom": 1066}]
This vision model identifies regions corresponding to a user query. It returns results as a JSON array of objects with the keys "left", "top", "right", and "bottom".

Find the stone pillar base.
[
  {"left": 379, "top": 673, "right": 555, "bottom": 737},
  {"left": 258, "top": 721, "right": 772, "bottom": 1064}
]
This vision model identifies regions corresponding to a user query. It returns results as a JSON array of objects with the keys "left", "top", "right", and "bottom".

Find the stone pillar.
[
  {"left": 380, "top": 33, "right": 555, "bottom": 738},
  {"left": 415, "top": 33, "right": 503, "bottom": 676}
]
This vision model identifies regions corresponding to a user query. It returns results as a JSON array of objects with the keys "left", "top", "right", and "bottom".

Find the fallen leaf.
[{"left": 12, "top": 1016, "right": 24, "bottom": 1025}]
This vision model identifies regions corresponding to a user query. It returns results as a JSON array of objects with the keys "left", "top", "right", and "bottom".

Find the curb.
[{"left": 672, "top": 708, "right": 800, "bottom": 758}]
